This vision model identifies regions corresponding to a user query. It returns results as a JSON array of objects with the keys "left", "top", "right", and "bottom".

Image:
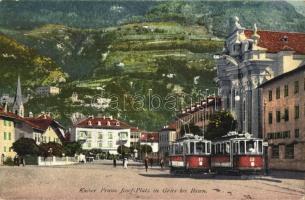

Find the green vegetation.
[
  {"left": 12, "top": 138, "right": 39, "bottom": 156},
  {"left": 0, "top": 33, "right": 66, "bottom": 88},
  {"left": 205, "top": 111, "right": 237, "bottom": 140}
]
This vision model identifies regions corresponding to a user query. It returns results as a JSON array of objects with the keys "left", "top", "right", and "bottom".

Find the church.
[{"left": 215, "top": 17, "right": 305, "bottom": 137}]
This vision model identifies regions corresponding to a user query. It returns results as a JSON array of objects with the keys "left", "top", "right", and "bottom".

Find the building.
[
  {"left": 159, "top": 122, "right": 177, "bottom": 158},
  {"left": 36, "top": 86, "right": 60, "bottom": 96},
  {"left": 0, "top": 106, "right": 17, "bottom": 160},
  {"left": 215, "top": 17, "right": 305, "bottom": 137},
  {"left": 12, "top": 76, "right": 24, "bottom": 117},
  {"left": 16, "top": 114, "right": 66, "bottom": 145},
  {"left": 71, "top": 116, "right": 131, "bottom": 155},
  {"left": 176, "top": 97, "right": 221, "bottom": 138},
  {"left": 260, "top": 64, "right": 305, "bottom": 171},
  {"left": 130, "top": 126, "right": 142, "bottom": 149},
  {"left": 140, "top": 132, "right": 159, "bottom": 154}
]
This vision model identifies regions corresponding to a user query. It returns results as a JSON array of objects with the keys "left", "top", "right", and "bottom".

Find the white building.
[
  {"left": 140, "top": 132, "right": 159, "bottom": 153},
  {"left": 36, "top": 86, "right": 60, "bottom": 96},
  {"left": 71, "top": 116, "right": 131, "bottom": 155},
  {"left": 159, "top": 123, "right": 177, "bottom": 158},
  {"left": 215, "top": 17, "right": 305, "bottom": 137}
]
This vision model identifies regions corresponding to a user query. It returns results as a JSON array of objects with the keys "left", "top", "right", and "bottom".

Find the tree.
[
  {"left": 205, "top": 111, "right": 237, "bottom": 140},
  {"left": 39, "top": 142, "right": 64, "bottom": 157},
  {"left": 140, "top": 144, "right": 152, "bottom": 154},
  {"left": 180, "top": 123, "right": 203, "bottom": 137},
  {"left": 12, "top": 138, "right": 39, "bottom": 156},
  {"left": 63, "top": 141, "right": 82, "bottom": 156},
  {"left": 117, "top": 145, "right": 130, "bottom": 155}
]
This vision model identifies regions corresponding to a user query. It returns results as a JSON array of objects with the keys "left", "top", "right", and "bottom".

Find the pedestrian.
[
  {"left": 160, "top": 158, "right": 164, "bottom": 170},
  {"left": 144, "top": 157, "right": 148, "bottom": 172},
  {"left": 20, "top": 156, "right": 25, "bottom": 167},
  {"left": 113, "top": 157, "right": 117, "bottom": 167},
  {"left": 0, "top": 154, "right": 4, "bottom": 166},
  {"left": 123, "top": 158, "right": 128, "bottom": 169},
  {"left": 150, "top": 157, "right": 153, "bottom": 168}
]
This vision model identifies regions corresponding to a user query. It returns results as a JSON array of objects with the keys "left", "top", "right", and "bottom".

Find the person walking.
[
  {"left": 123, "top": 158, "right": 128, "bottom": 169},
  {"left": 113, "top": 157, "right": 117, "bottom": 167},
  {"left": 149, "top": 157, "right": 153, "bottom": 168},
  {"left": 144, "top": 157, "right": 148, "bottom": 172},
  {"left": 160, "top": 158, "right": 164, "bottom": 170}
]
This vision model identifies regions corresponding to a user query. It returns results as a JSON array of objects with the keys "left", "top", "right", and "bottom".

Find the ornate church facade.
[{"left": 215, "top": 17, "right": 305, "bottom": 137}]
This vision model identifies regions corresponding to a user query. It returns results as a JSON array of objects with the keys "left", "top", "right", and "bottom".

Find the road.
[{"left": 0, "top": 160, "right": 304, "bottom": 200}]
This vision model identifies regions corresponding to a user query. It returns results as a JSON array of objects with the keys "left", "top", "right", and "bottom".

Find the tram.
[
  {"left": 211, "top": 131, "right": 264, "bottom": 174},
  {"left": 169, "top": 134, "right": 212, "bottom": 174}
]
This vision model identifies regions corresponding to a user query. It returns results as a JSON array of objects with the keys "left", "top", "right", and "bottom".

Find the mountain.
[
  {"left": 0, "top": 33, "right": 66, "bottom": 92},
  {"left": 145, "top": 1, "right": 305, "bottom": 37},
  {"left": 0, "top": 1, "right": 157, "bottom": 30}
]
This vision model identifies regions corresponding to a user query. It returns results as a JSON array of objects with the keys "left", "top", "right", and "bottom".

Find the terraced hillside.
[{"left": 0, "top": 33, "right": 66, "bottom": 91}]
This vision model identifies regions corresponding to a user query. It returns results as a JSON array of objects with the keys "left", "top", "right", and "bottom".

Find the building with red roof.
[
  {"left": 215, "top": 17, "right": 305, "bottom": 138},
  {"left": 71, "top": 116, "right": 132, "bottom": 154}
]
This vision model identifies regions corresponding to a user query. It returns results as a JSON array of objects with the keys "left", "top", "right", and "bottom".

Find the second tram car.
[
  {"left": 169, "top": 134, "right": 211, "bottom": 174},
  {"left": 211, "top": 132, "right": 264, "bottom": 174}
]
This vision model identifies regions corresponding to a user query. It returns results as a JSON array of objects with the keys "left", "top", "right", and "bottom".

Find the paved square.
[{"left": 0, "top": 160, "right": 304, "bottom": 200}]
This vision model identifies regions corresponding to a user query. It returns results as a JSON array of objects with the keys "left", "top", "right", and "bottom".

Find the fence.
[{"left": 38, "top": 156, "right": 79, "bottom": 166}]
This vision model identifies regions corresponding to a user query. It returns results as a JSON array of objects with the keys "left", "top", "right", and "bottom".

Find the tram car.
[
  {"left": 211, "top": 131, "right": 264, "bottom": 174},
  {"left": 169, "top": 134, "right": 211, "bottom": 174}
]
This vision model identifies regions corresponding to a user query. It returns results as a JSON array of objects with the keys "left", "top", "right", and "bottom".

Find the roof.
[
  {"left": 160, "top": 122, "right": 176, "bottom": 131},
  {"left": 130, "top": 126, "right": 143, "bottom": 132},
  {"left": 178, "top": 97, "right": 221, "bottom": 118},
  {"left": 244, "top": 29, "right": 305, "bottom": 55},
  {"left": 74, "top": 116, "right": 131, "bottom": 129},
  {"left": 259, "top": 64, "right": 305, "bottom": 88},
  {"left": 0, "top": 109, "right": 44, "bottom": 131},
  {"left": 140, "top": 132, "right": 159, "bottom": 142},
  {"left": 13, "top": 76, "right": 23, "bottom": 107}
]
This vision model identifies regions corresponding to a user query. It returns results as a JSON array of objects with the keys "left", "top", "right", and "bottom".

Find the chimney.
[
  {"left": 109, "top": 115, "right": 113, "bottom": 120},
  {"left": 103, "top": 116, "right": 106, "bottom": 120},
  {"left": 107, "top": 121, "right": 111, "bottom": 126},
  {"left": 29, "top": 112, "right": 33, "bottom": 118},
  {"left": 98, "top": 121, "right": 101, "bottom": 126}
]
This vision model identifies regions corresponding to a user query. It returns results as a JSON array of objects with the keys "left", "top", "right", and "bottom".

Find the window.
[
  {"left": 87, "top": 141, "right": 91, "bottom": 148},
  {"left": 268, "top": 90, "right": 272, "bottom": 101},
  {"left": 294, "top": 81, "right": 299, "bottom": 94},
  {"left": 8, "top": 132, "right": 11, "bottom": 140},
  {"left": 98, "top": 142, "right": 103, "bottom": 148},
  {"left": 284, "top": 84, "right": 289, "bottom": 97},
  {"left": 4, "top": 146, "right": 6, "bottom": 152},
  {"left": 108, "top": 133, "right": 113, "bottom": 139},
  {"left": 87, "top": 132, "right": 92, "bottom": 139},
  {"left": 3, "top": 132, "right": 7, "bottom": 140},
  {"left": 246, "top": 141, "right": 256, "bottom": 153},
  {"left": 271, "top": 146, "right": 279, "bottom": 159},
  {"left": 190, "top": 142, "right": 194, "bottom": 154},
  {"left": 304, "top": 77, "right": 305, "bottom": 90},
  {"left": 295, "top": 129, "right": 300, "bottom": 138},
  {"left": 240, "top": 141, "right": 245, "bottom": 154},
  {"left": 276, "top": 111, "right": 281, "bottom": 123},
  {"left": 268, "top": 112, "right": 273, "bottom": 124},
  {"left": 284, "top": 108, "right": 289, "bottom": 121},
  {"left": 285, "top": 144, "right": 294, "bottom": 159},
  {"left": 108, "top": 141, "right": 113, "bottom": 148},
  {"left": 295, "top": 105, "right": 299, "bottom": 119},
  {"left": 276, "top": 87, "right": 280, "bottom": 99},
  {"left": 98, "top": 133, "right": 103, "bottom": 139},
  {"left": 3, "top": 120, "right": 6, "bottom": 126},
  {"left": 119, "top": 132, "right": 128, "bottom": 140}
]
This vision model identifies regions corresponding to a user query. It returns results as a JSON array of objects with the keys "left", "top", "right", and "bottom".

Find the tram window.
[
  {"left": 240, "top": 141, "right": 245, "bottom": 154},
  {"left": 196, "top": 142, "right": 206, "bottom": 154},
  {"left": 221, "top": 143, "right": 225, "bottom": 154},
  {"left": 216, "top": 144, "right": 220, "bottom": 154},
  {"left": 258, "top": 141, "right": 263, "bottom": 153},
  {"left": 207, "top": 142, "right": 211, "bottom": 154},
  {"left": 190, "top": 142, "right": 194, "bottom": 154},
  {"left": 225, "top": 142, "right": 230, "bottom": 154},
  {"left": 212, "top": 144, "right": 215, "bottom": 154},
  {"left": 233, "top": 142, "right": 237, "bottom": 154},
  {"left": 246, "top": 141, "right": 256, "bottom": 153}
]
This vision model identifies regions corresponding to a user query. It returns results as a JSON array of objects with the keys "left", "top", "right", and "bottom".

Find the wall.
[{"left": 0, "top": 118, "right": 16, "bottom": 159}]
